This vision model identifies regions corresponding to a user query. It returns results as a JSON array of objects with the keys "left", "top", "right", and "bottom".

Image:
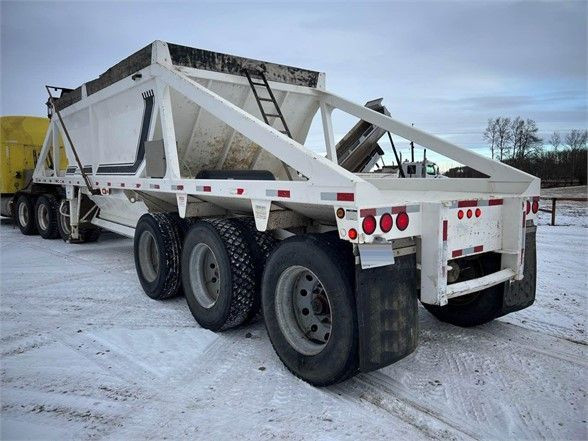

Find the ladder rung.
[
  {"left": 258, "top": 97, "right": 274, "bottom": 102},
  {"left": 251, "top": 81, "right": 266, "bottom": 87},
  {"left": 265, "top": 113, "right": 281, "bottom": 118}
]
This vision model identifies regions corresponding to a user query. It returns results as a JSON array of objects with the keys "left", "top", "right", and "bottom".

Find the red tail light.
[
  {"left": 526, "top": 201, "right": 531, "bottom": 214},
  {"left": 348, "top": 228, "right": 358, "bottom": 240},
  {"left": 362, "top": 215, "right": 377, "bottom": 235},
  {"left": 467, "top": 209, "right": 473, "bottom": 219},
  {"left": 380, "top": 213, "right": 393, "bottom": 232},
  {"left": 396, "top": 212, "right": 409, "bottom": 231},
  {"left": 531, "top": 200, "right": 539, "bottom": 214},
  {"left": 457, "top": 210, "right": 464, "bottom": 220},
  {"left": 475, "top": 208, "right": 481, "bottom": 218}
]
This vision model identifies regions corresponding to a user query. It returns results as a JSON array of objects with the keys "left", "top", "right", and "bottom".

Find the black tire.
[
  {"left": 14, "top": 194, "right": 38, "bottom": 235},
  {"left": 232, "top": 217, "right": 277, "bottom": 323},
  {"left": 134, "top": 213, "right": 182, "bottom": 300},
  {"left": 181, "top": 219, "right": 256, "bottom": 331},
  {"left": 262, "top": 235, "right": 358, "bottom": 386},
  {"left": 56, "top": 200, "right": 102, "bottom": 243},
  {"left": 34, "top": 195, "right": 60, "bottom": 239},
  {"left": 421, "top": 254, "right": 504, "bottom": 327}
]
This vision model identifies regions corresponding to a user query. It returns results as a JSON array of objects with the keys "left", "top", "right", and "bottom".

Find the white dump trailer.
[{"left": 17, "top": 41, "right": 539, "bottom": 385}]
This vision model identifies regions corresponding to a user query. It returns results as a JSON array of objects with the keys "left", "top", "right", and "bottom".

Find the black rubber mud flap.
[
  {"left": 355, "top": 253, "right": 419, "bottom": 373},
  {"left": 499, "top": 226, "right": 537, "bottom": 316}
]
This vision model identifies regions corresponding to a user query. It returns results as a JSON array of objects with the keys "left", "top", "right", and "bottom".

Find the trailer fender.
[
  {"left": 355, "top": 252, "right": 419, "bottom": 373},
  {"left": 499, "top": 226, "right": 537, "bottom": 316}
]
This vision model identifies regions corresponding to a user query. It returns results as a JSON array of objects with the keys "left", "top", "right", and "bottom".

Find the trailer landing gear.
[{"left": 262, "top": 235, "right": 359, "bottom": 386}]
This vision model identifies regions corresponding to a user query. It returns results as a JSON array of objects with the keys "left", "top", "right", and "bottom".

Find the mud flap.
[
  {"left": 499, "top": 226, "right": 537, "bottom": 316},
  {"left": 355, "top": 253, "right": 419, "bottom": 372}
]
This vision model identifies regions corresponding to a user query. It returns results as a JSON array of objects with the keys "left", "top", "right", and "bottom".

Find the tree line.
[{"left": 483, "top": 117, "right": 587, "bottom": 185}]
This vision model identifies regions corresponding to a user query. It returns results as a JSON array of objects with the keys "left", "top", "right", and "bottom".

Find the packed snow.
[{"left": 1, "top": 191, "right": 586, "bottom": 440}]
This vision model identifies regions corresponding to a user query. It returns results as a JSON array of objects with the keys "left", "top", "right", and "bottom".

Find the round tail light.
[
  {"left": 362, "top": 215, "right": 376, "bottom": 235},
  {"left": 348, "top": 228, "right": 358, "bottom": 240},
  {"left": 467, "top": 209, "right": 473, "bottom": 218},
  {"left": 475, "top": 208, "right": 481, "bottom": 218},
  {"left": 457, "top": 210, "right": 464, "bottom": 220},
  {"left": 532, "top": 200, "right": 539, "bottom": 214},
  {"left": 380, "top": 213, "right": 393, "bottom": 232},
  {"left": 526, "top": 201, "right": 531, "bottom": 214},
  {"left": 396, "top": 212, "right": 409, "bottom": 231}
]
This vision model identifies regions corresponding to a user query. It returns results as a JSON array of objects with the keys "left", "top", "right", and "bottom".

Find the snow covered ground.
[{"left": 1, "top": 196, "right": 586, "bottom": 440}]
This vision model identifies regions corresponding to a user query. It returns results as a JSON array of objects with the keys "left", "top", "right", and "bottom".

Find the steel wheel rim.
[
  {"left": 138, "top": 230, "right": 160, "bottom": 283},
  {"left": 37, "top": 204, "right": 49, "bottom": 231},
  {"left": 189, "top": 243, "right": 220, "bottom": 309},
  {"left": 275, "top": 266, "right": 332, "bottom": 356},
  {"left": 18, "top": 202, "right": 29, "bottom": 226}
]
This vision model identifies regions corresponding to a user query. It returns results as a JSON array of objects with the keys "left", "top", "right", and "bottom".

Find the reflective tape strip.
[
  {"left": 458, "top": 200, "right": 478, "bottom": 208},
  {"left": 443, "top": 220, "right": 448, "bottom": 241},
  {"left": 266, "top": 189, "right": 290, "bottom": 198},
  {"left": 360, "top": 204, "right": 420, "bottom": 218},
  {"left": 171, "top": 184, "right": 184, "bottom": 191},
  {"left": 452, "top": 245, "right": 484, "bottom": 258},
  {"left": 196, "top": 185, "right": 211, "bottom": 192},
  {"left": 150, "top": 184, "right": 160, "bottom": 189},
  {"left": 320, "top": 192, "right": 354, "bottom": 201}
]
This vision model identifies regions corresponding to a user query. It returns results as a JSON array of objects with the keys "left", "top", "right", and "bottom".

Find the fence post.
[{"left": 551, "top": 198, "right": 556, "bottom": 226}]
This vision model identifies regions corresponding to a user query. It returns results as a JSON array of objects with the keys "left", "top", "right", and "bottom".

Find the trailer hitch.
[{"left": 45, "top": 86, "right": 100, "bottom": 196}]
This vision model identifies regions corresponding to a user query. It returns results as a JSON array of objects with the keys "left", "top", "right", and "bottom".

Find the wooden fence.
[{"left": 539, "top": 197, "right": 588, "bottom": 225}]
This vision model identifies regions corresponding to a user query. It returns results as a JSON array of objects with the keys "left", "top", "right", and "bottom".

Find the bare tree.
[
  {"left": 511, "top": 117, "right": 542, "bottom": 160},
  {"left": 565, "top": 129, "right": 588, "bottom": 151},
  {"left": 495, "top": 117, "right": 512, "bottom": 161},
  {"left": 483, "top": 118, "right": 499, "bottom": 159},
  {"left": 549, "top": 131, "right": 561, "bottom": 152}
]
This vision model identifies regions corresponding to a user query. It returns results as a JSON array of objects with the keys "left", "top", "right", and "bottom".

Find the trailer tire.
[
  {"left": 233, "top": 217, "right": 277, "bottom": 323},
  {"left": 421, "top": 254, "right": 503, "bottom": 327},
  {"left": 14, "top": 194, "right": 38, "bottom": 235},
  {"left": 262, "top": 235, "right": 358, "bottom": 386},
  {"left": 35, "top": 195, "right": 60, "bottom": 239},
  {"left": 181, "top": 219, "right": 256, "bottom": 331},
  {"left": 134, "top": 213, "right": 182, "bottom": 300}
]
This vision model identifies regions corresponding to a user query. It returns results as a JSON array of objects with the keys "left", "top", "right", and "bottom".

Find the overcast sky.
[{"left": 1, "top": 1, "right": 586, "bottom": 169}]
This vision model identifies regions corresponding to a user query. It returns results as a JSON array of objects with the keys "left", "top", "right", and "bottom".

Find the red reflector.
[
  {"left": 396, "top": 211, "right": 409, "bottom": 231},
  {"left": 136, "top": 183, "right": 141, "bottom": 188},
  {"left": 442, "top": 220, "right": 448, "bottom": 241},
  {"left": 467, "top": 209, "right": 473, "bottom": 219},
  {"left": 277, "top": 190, "right": 290, "bottom": 198},
  {"left": 489, "top": 199, "right": 503, "bottom": 206},
  {"left": 474, "top": 245, "right": 484, "bottom": 253},
  {"left": 452, "top": 249, "right": 463, "bottom": 258},
  {"left": 457, "top": 210, "right": 464, "bottom": 220},
  {"left": 362, "top": 215, "right": 377, "bottom": 235},
  {"left": 176, "top": 184, "right": 184, "bottom": 191},
  {"left": 120, "top": 183, "right": 125, "bottom": 187},
  {"left": 236, "top": 188, "right": 244, "bottom": 195},
  {"left": 380, "top": 213, "right": 393, "bottom": 232},
  {"left": 526, "top": 201, "right": 531, "bottom": 214},
  {"left": 532, "top": 200, "right": 538, "bottom": 214},
  {"left": 203, "top": 186, "right": 211, "bottom": 192},
  {"left": 348, "top": 228, "right": 358, "bottom": 240},
  {"left": 458, "top": 200, "right": 477, "bottom": 208},
  {"left": 337, "top": 192, "right": 354, "bottom": 201},
  {"left": 475, "top": 208, "right": 481, "bottom": 218}
]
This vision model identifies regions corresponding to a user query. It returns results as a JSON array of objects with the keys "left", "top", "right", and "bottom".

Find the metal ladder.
[{"left": 243, "top": 69, "right": 292, "bottom": 138}]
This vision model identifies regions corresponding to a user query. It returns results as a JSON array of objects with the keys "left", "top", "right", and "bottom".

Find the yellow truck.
[{"left": 0, "top": 116, "right": 67, "bottom": 234}]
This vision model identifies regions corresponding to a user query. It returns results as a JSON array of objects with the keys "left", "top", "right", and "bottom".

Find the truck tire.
[
  {"left": 34, "top": 195, "right": 60, "bottom": 239},
  {"left": 232, "top": 217, "right": 277, "bottom": 323},
  {"left": 181, "top": 219, "right": 256, "bottom": 331},
  {"left": 134, "top": 213, "right": 182, "bottom": 300},
  {"left": 421, "top": 254, "right": 503, "bottom": 327},
  {"left": 14, "top": 194, "right": 38, "bottom": 235},
  {"left": 262, "top": 235, "right": 358, "bottom": 386},
  {"left": 57, "top": 200, "right": 102, "bottom": 243}
]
